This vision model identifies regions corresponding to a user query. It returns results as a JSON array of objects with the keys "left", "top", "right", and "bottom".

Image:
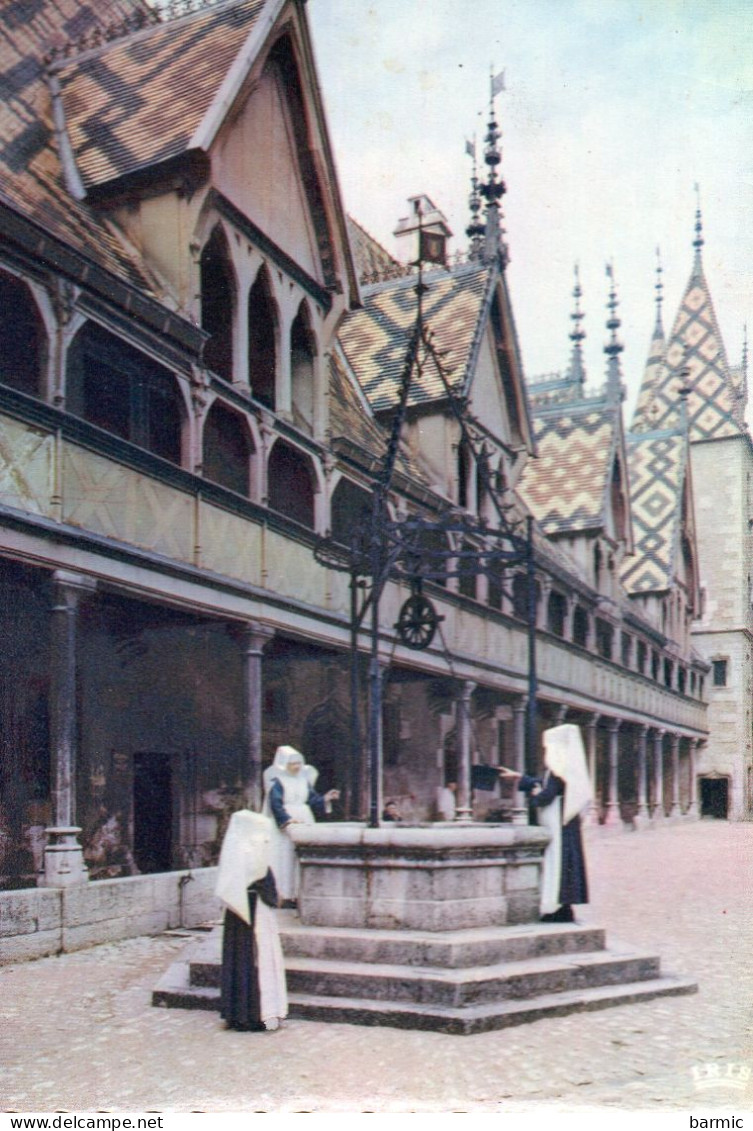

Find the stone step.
[
  {"left": 285, "top": 976, "right": 698, "bottom": 1034},
  {"left": 152, "top": 959, "right": 697, "bottom": 1034},
  {"left": 282, "top": 949, "right": 662, "bottom": 1007},
  {"left": 188, "top": 920, "right": 608, "bottom": 987},
  {"left": 279, "top": 920, "right": 608, "bottom": 969},
  {"left": 153, "top": 960, "right": 221, "bottom": 1012}
]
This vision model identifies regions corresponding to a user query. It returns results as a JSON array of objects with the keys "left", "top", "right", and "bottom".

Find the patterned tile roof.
[
  {"left": 632, "top": 251, "right": 746, "bottom": 441},
  {"left": 0, "top": 0, "right": 167, "bottom": 292},
  {"left": 346, "top": 216, "right": 399, "bottom": 285},
  {"left": 517, "top": 395, "right": 619, "bottom": 536},
  {"left": 621, "top": 428, "right": 686, "bottom": 594},
  {"left": 337, "top": 260, "right": 493, "bottom": 413},
  {"left": 54, "top": 0, "right": 266, "bottom": 190},
  {"left": 328, "top": 348, "right": 433, "bottom": 490}
]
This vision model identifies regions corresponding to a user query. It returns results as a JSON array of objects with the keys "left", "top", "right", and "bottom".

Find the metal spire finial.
[
  {"left": 693, "top": 183, "right": 704, "bottom": 264},
  {"left": 465, "top": 135, "right": 485, "bottom": 259},
  {"left": 478, "top": 68, "right": 508, "bottom": 267},
  {"left": 654, "top": 245, "right": 664, "bottom": 334},
  {"left": 568, "top": 263, "right": 586, "bottom": 390},
  {"left": 604, "top": 261, "right": 625, "bottom": 402}
]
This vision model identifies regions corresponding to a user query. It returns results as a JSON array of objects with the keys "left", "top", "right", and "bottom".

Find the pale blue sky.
[{"left": 308, "top": 0, "right": 753, "bottom": 418}]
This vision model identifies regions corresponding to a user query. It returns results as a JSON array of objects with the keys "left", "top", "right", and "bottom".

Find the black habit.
[
  {"left": 519, "top": 772, "right": 589, "bottom": 906},
  {"left": 220, "top": 867, "right": 280, "bottom": 1031}
]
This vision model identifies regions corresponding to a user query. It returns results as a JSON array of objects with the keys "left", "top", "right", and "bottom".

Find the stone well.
[{"left": 289, "top": 822, "right": 550, "bottom": 932}]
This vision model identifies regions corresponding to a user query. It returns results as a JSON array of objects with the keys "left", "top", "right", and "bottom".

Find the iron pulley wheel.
[{"left": 395, "top": 593, "right": 441, "bottom": 650}]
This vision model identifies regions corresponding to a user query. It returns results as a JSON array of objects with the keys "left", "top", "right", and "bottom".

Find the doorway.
[
  {"left": 699, "top": 776, "right": 729, "bottom": 819},
  {"left": 133, "top": 751, "right": 172, "bottom": 872}
]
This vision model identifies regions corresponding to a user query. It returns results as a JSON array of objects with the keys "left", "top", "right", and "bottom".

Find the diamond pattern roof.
[
  {"left": 621, "top": 429, "right": 686, "bottom": 594},
  {"left": 338, "top": 261, "right": 492, "bottom": 413},
  {"left": 54, "top": 0, "right": 265, "bottom": 189},
  {"left": 0, "top": 0, "right": 168, "bottom": 291},
  {"left": 632, "top": 254, "right": 745, "bottom": 440},
  {"left": 518, "top": 397, "right": 618, "bottom": 536}
]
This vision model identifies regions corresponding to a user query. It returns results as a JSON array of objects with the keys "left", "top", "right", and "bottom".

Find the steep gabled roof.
[
  {"left": 518, "top": 391, "right": 628, "bottom": 541},
  {"left": 632, "top": 239, "right": 746, "bottom": 441},
  {"left": 338, "top": 259, "right": 493, "bottom": 413},
  {"left": 0, "top": 0, "right": 163, "bottom": 292},
  {"left": 52, "top": 0, "right": 270, "bottom": 191},
  {"left": 621, "top": 426, "right": 689, "bottom": 594},
  {"left": 346, "top": 216, "right": 399, "bottom": 285}
]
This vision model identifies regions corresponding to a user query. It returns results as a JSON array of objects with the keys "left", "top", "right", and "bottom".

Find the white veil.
[
  {"left": 215, "top": 809, "right": 272, "bottom": 924},
  {"left": 543, "top": 724, "right": 593, "bottom": 824}
]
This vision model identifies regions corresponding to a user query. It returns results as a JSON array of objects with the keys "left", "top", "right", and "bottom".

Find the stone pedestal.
[
  {"left": 290, "top": 823, "right": 550, "bottom": 932},
  {"left": 42, "top": 827, "right": 88, "bottom": 887}
]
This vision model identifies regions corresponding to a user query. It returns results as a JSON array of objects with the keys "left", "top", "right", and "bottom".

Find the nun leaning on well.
[
  {"left": 214, "top": 809, "right": 288, "bottom": 1032},
  {"left": 499, "top": 723, "right": 593, "bottom": 924},
  {"left": 262, "top": 745, "right": 340, "bottom": 908}
]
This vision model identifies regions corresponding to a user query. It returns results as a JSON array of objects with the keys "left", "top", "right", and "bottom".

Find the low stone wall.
[
  {"left": 0, "top": 868, "right": 221, "bottom": 965},
  {"left": 292, "top": 822, "right": 550, "bottom": 931}
]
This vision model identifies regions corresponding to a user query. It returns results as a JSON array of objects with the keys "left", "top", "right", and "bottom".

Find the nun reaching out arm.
[{"left": 499, "top": 723, "right": 593, "bottom": 924}]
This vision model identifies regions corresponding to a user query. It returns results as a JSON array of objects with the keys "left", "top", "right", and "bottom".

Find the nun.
[
  {"left": 214, "top": 809, "right": 288, "bottom": 1032},
  {"left": 499, "top": 723, "right": 593, "bottom": 923},
  {"left": 262, "top": 745, "right": 340, "bottom": 907}
]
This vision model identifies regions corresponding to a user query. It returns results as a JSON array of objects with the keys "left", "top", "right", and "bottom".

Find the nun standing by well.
[
  {"left": 499, "top": 723, "right": 593, "bottom": 923},
  {"left": 262, "top": 745, "right": 340, "bottom": 907},
  {"left": 215, "top": 809, "right": 288, "bottom": 1032}
]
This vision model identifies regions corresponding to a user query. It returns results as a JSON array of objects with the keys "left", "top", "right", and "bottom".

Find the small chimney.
[{"left": 393, "top": 195, "right": 452, "bottom": 266}]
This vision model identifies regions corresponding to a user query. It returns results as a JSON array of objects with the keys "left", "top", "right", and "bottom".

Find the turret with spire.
[{"left": 632, "top": 193, "right": 745, "bottom": 440}]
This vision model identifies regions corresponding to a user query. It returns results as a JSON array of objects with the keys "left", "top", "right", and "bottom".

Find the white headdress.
[
  {"left": 542, "top": 724, "right": 593, "bottom": 824},
  {"left": 215, "top": 809, "right": 272, "bottom": 924},
  {"left": 263, "top": 745, "right": 318, "bottom": 792}
]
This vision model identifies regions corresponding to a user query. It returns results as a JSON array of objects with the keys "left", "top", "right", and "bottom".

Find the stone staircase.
[{"left": 152, "top": 912, "right": 697, "bottom": 1034}]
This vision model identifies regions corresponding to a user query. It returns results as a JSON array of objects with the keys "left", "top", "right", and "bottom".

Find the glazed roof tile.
[
  {"left": 328, "top": 349, "right": 433, "bottom": 489},
  {"left": 621, "top": 428, "right": 686, "bottom": 594},
  {"left": 54, "top": 0, "right": 266, "bottom": 189},
  {"left": 346, "top": 216, "right": 399, "bottom": 285},
  {"left": 338, "top": 260, "right": 492, "bottom": 413},
  {"left": 0, "top": 0, "right": 167, "bottom": 292},
  {"left": 517, "top": 397, "right": 617, "bottom": 536},
  {"left": 632, "top": 255, "right": 745, "bottom": 441}
]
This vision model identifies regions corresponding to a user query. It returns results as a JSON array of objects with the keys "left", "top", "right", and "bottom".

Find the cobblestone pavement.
[{"left": 1, "top": 819, "right": 752, "bottom": 1114}]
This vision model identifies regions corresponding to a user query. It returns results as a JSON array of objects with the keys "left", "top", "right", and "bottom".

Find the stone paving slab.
[{"left": 0, "top": 820, "right": 751, "bottom": 1113}]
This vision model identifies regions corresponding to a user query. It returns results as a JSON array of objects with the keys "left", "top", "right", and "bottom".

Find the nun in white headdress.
[
  {"left": 262, "top": 745, "right": 340, "bottom": 907},
  {"left": 215, "top": 809, "right": 287, "bottom": 1032},
  {"left": 499, "top": 723, "right": 592, "bottom": 923}
]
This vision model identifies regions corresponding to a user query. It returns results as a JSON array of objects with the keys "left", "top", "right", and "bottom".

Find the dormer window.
[
  {"left": 200, "top": 227, "right": 235, "bottom": 383},
  {"left": 248, "top": 266, "right": 277, "bottom": 409},
  {"left": 290, "top": 302, "right": 315, "bottom": 434}
]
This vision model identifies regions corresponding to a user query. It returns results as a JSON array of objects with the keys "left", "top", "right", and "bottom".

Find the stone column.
[
  {"left": 43, "top": 571, "right": 95, "bottom": 887},
  {"left": 653, "top": 729, "right": 665, "bottom": 819},
  {"left": 585, "top": 713, "right": 600, "bottom": 824},
  {"left": 237, "top": 621, "right": 275, "bottom": 812},
  {"left": 686, "top": 739, "right": 701, "bottom": 818},
  {"left": 669, "top": 733, "right": 681, "bottom": 818},
  {"left": 511, "top": 696, "right": 527, "bottom": 824},
  {"left": 635, "top": 724, "right": 650, "bottom": 827},
  {"left": 455, "top": 680, "right": 476, "bottom": 822},
  {"left": 602, "top": 718, "right": 622, "bottom": 827},
  {"left": 554, "top": 703, "right": 568, "bottom": 725},
  {"left": 537, "top": 578, "right": 550, "bottom": 631}
]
